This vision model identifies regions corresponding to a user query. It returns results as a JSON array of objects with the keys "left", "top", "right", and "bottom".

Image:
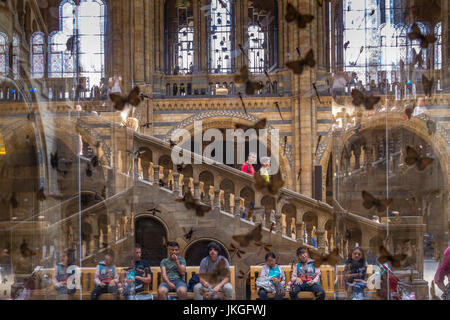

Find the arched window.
[
  {"left": 343, "top": 0, "right": 412, "bottom": 85},
  {"left": 207, "top": 0, "right": 233, "bottom": 74},
  {"left": 0, "top": 32, "right": 9, "bottom": 76},
  {"left": 247, "top": 1, "right": 277, "bottom": 73},
  {"left": 434, "top": 22, "right": 442, "bottom": 70},
  {"left": 12, "top": 34, "right": 20, "bottom": 78},
  {"left": 31, "top": 32, "right": 45, "bottom": 78},
  {"left": 48, "top": 0, "right": 106, "bottom": 87},
  {"left": 177, "top": 26, "right": 194, "bottom": 74},
  {"left": 165, "top": 0, "right": 194, "bottom": 75}
]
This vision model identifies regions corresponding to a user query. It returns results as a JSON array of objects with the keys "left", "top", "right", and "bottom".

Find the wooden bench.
[
  {"left": 250, "top": 265, "right": 375, "bottom": 300},
  {"left": 31, "top": 266, "right": 235, "bottom": 300}
]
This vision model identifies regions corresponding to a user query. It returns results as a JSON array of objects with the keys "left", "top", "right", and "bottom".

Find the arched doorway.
[
  {"left": 184, "top": 239, "right": 229, "bottom": 266},
  {"left": 135, "top": 217, "right": 168, "bottom": 265}
]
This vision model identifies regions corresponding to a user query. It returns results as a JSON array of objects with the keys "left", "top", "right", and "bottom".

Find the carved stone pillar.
[
  {"left": 316, "top": 229, "right": 326, "bottom": 250},
  {"left": 214, "top": 189, "right": 221, "bottom": 210},
  {"left": 153, "top": 165, "right": 160, "bottom": 184},
  {"left": 193, "top": 182, "right": 200, "bottom": 201},
  {"left": 234, "top": 196, "right": 242, "bottom": 217},
  {"left": 173, "top": 172, "right": 180, "bottom": 194},
  {"left": 295, "top": 221, "right": 304, "bottom": 245}
]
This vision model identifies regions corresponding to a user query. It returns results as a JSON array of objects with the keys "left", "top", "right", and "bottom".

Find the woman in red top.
[{"left": 240, "top": 153, "right": 256, "bottom": 175}]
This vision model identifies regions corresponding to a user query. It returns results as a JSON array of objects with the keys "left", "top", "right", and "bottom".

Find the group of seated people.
[
  {"left": 255, "top": 246, "right": 368, "bottom": 300},
  {"left": 51, "top": 241, "right": 374, "bottom": 300},
  {"left": 52, "top": 242, "right": 235, "bottom": 300}
]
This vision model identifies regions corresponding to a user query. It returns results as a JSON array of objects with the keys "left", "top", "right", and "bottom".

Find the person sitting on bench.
[
  {"left": 158, "top": 241, "right": 187, "bottom": 300},
  {"left": 194, "top": 242, "right": 233, "bottom": 300},
  {"left": 91, "top": 250, "right": 120, "bottom": 300},
  {"left": 257, "top": 252, "right": 286, "bottom": 300},
  {"left": 289, "top": 247, "right": 325, "bottom": 300},
  {"left": 52, "top": 249, "right": 76, "bottom": 296}
]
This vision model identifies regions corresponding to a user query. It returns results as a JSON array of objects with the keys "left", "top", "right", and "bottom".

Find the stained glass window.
[
  {"left": 247, "top": 2, "right": 277, "bottom": 74},
  {"left": 434, "top": 22, "right": 441, "bottom": 70},
  {"left": 208, "top": 0, "right": 233, "bottom": 74},
  {"left": 165, "top": 1, "right": 194, "bottom": 75},
  {"left": 248, "top": 25, "right": 265, "bottom": 74},
  {"left": 48, "top": 0, "right": 106, "bottom": 88},
  {"left": 342, "top": 0, "right": 425, "bottom": 87},
  {"left": 12, "top": 34, "right": 20, "bottom": 79},
  {"left": 0, "top": 32, "right": 9, "bottom": 76},
  {"left": 177, "top": 26, "right": 194, "bottom": 74},
  {"left": 31, "top": 32, "right": 45, "bottom": 78}
]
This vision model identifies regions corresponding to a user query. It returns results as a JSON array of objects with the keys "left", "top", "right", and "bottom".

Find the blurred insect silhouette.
[
  {"left": 404, "top": 145, "right": 434, "bottom": 171},
  {"left": 176, "top": 192, "right": 211, "bottom": 217},
  {"left": 147, "top": 207, "right": 161, "bottom": 216},
  {"left": 411, "top": 48, "right": 423, "bottom": 68},
  {"left": 109, "top": 86, "right": 141, "bottom": 111},
  {"left": 377, "top": 246, "right": 407, "bottom": 268},
  {"left": 351, "top": 89, "right": 381, "bottom": 110},
  {"left": 408, "top": 23, "right": 437, "bottom": 49},
  {"left": 238, "top": 92, "right": 248, "bottom": 115},
  {"left": 199, "top": 258, "right": 229, "bottom": 284},
  {"left": 285, "top": 2, "right": 314, "bottom": 29},
  {"left": 254, "top": 172, "right": 285, "bottom": 196},
  {"left": 235, "top": 118, "right": 267, "bottom": 131},
  {"left": 297, "top": 168, "right": 302, "bottom": 181},
  {"left": 422, "top": 75, "right": 434, "bottom": 97},
  {"left": 183, "top": 227, "right": 195, "bottom": 241},
  {"left": 255, "top": 241, "right": 273, "bottom": 253},
  {"left": 426, "top": 119, "right": 436, "bottom": 136},
  {"left": 232, "top": 224, "right": 262, "bottom": 247},
  {"left": 20, "top": 239, "right": 37, "bottom": 258},
  {"left": 344, "top": 41, "right": 350, "bottom": 50},
  {"left": 90, "top": 155, "right": 99, "bottom": 168},
  {"left": 37, "top": 187, "right": 46, "bottom": 201},
  {"left": 308, "top": 248, "right": 340, "bottom": 268},
  {"left": 274, "top": 102, "right": 283, "bottom": 120},
  {"left": 228, "top": 243, "right": 246, "bottom": 258},
  {"left": 285, "top": 49, "right": 316, "bottom": 75},
  {"left": 86, "top": 163, "right": 93, "bottom": 177},
  {"left": 361, "top": 190, "right": 393, "bottom": 212},
  {"left": 234, "top": 65, "right": 265, "bottom": 95},
  {"left": 10, "top": 193, "right": 18, "bottom": 209},
  {"left": 50, "top": 152, "right": 58, "bottom": 169}
]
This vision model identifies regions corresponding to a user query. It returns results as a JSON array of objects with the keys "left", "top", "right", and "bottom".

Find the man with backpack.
[{"left": 240, "top": 153, "right": 256, "bottom": 175}]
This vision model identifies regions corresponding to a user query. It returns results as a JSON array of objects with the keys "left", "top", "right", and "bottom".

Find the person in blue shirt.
[
  {"left": 257, "top": 252, "right": 286, "bottom": 300},
  {"left": 123, "top": 244, "right": 152, "bottom": 300},
  {"left": 52, "top": 249, "right": 76, "bottom": 296}
]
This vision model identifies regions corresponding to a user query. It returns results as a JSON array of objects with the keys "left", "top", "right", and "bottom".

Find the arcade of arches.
[{"left": 0, "top": 0, "right": 449, "bottom": 301}]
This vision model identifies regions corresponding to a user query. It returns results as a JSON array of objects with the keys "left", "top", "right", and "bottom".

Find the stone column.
[
  {"left": 316, "top": 229, "right": 326, "bottom": 250},
  {"left": 193, "top": 182, "right": 200, "bottom": 201},
  {"left": 234, "top": 196, "right": 242, "bottom": 217},
  {"left": 173, "top": 172, "right": 180, "bottom": 194},
  {"left": 153, "top": 165, "right": 160, "bottom": 184},
  {"left": 133, "top": 0, "right": 145, "bottom": 84},
  {"left": 214, "top": 189, "right": 221, "bottom": 210},
  {"left": 295, "top": 221, "right": 304, "bottom": 245}
]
